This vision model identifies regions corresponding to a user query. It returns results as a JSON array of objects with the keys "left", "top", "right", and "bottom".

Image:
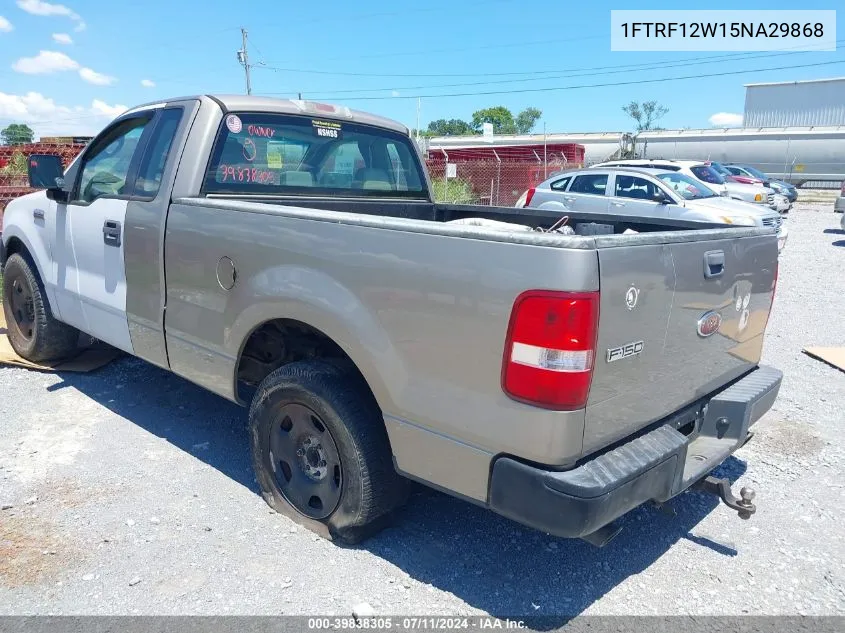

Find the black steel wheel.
[
  {"left": 5, "top": 271, "right": 35, "bottom": 342},
  {"left": 269, "top": 403, "right": 343, "bottom": 520},
  {"left": 2, "top": 252, "right": 79, "bottom": 362},
  {"left": 249, "top": 359, "right": 409, "bottom": 543}
]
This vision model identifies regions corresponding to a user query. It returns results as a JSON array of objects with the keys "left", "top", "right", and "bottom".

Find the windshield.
[
  {"left": 204, "top": 112, "right": 426, "bottom": 199},
  {"left": 657, "top": 173, "right": 718, "bottom": 200},
  {"left": 740, "top": 165, "right": 769, "bottom": 180},
  {"left": 708, "top": 162, "right": 732, "bottom": 176},
  {"left": 690, "top": 164, "right": 726, "bottom": 185}
]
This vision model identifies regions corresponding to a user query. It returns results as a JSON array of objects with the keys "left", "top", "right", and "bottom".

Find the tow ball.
[{"left": 694, "top": 476, "right": 757, "bottom": 519}]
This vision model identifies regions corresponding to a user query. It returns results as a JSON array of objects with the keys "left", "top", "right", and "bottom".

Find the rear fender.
[{"left": 228, "top": 264, "right": 403, "bottom": 414}]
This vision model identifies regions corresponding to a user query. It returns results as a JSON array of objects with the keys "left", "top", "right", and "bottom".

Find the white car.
[
  {"left": 771, "top": 193, "right": 791, "bottom": 214},
  {"left": 593, "top": 159, "right": 774, "bottom": 208}
]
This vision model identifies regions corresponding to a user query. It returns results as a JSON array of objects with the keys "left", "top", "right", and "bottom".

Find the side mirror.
[
  {"left": 652, "top": 191, "right": 670, "bottom": 204},
  {"left": 29, "top": 154, "right": 70, "bottom": 203}
]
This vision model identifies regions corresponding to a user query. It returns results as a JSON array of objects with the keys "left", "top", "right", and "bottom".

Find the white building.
[{"left": 743, "top": 77, "right": 845, "bottom": 128}]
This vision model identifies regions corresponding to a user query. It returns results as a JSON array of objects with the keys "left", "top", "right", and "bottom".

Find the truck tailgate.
[{"left": 584, "top": 232, "right": 777, "bottom": 454}]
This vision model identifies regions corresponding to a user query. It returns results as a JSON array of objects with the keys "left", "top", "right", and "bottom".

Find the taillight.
[
  {"left": 841, "top": 180, "right": 845, "bottom": 195},
  {"left": 524, "top": 187, "right": 536, "bottom": 207},
  {"left": 502, "top": 290, "right": 600, "bottom": 410}
]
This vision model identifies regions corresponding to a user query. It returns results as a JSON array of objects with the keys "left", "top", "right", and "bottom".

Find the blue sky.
[{"left": 0, "top": 0, "right": 843, "bottom": 138}]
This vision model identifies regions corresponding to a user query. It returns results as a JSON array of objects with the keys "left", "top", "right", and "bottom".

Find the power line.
[
  {"left": 259, "top": 34, "right": 605, "bottom": 68},
  {"left": 260, "top": 0, "right": 518, "bottom": 29},
  {"left": 260, "top": 43, "right": 845, "bottom": 97},
  {"left": 277, "top": 58, "right": 845, "bottom": 101},
  {"left": 253, "top": 38, "right": 840, "bottom": 79}
]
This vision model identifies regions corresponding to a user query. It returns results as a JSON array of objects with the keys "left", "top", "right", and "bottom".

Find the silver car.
[
  {"left": 592, "top": 159, "right": 774, "bottom": 208},
  {"left": 517, "top": 167, "right": 787, "bottom": 251}
]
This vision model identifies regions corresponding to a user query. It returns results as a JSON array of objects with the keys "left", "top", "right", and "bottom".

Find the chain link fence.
[
  {"left": 0, "top": 143, "right": 86, "bottom": 226},
  {"left": 425, "top": 157, "right": 583, "bottom": 206}
]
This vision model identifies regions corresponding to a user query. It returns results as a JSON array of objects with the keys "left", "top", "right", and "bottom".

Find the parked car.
[
  {"left": 2, "top": 95, "right": 782, "bottom": 546},
  {"left": 516, "top": 167, "right": 788, "bottom": 252},
  {"left": 707, "top": 161, "right": 786, "bottom": 213},
  {"left": 593, "top": 159, "right": 774, "bottom": 208},
  {"left": 724, "top": 164, "right": 798, "bottom": 203},
  {"left": 836, "top": 180, "right": 845, "bottom": 213}
]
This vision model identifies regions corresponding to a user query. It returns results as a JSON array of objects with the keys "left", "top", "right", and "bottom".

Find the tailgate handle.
[{"left": 703, "top": 250, "right": 725, "bottom": 278}]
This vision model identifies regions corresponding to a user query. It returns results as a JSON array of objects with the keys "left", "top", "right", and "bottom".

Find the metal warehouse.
[{"left": 743, "top": 77, "right": 845, "bottom": 127}]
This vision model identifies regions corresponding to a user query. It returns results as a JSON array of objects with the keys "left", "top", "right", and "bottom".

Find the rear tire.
[
  {"left": 2, "top": 252, "right": 79, "bottom": 362},
  {"left": 249, "top": 360, "right": 409, "bottom": 544}
]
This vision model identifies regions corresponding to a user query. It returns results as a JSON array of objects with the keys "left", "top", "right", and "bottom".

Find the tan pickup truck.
[{"left": 2, "top": 95, "right": 781, "bottom": 545}]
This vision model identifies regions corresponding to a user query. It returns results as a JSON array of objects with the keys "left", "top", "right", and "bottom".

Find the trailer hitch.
[{"left": 694, "top": 476, "right": 756, "bottom": 519}]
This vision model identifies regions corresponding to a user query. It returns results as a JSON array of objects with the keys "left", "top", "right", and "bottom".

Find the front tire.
[
  {"left": 249, "top": 360, "right": 409, "bottom": 543},
  {"left": 2, "top": 252, "right": 79, "bottom": 363}
]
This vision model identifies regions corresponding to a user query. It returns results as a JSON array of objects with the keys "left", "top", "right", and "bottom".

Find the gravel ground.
[{"left": 1, "top": 204, "right": 844, "bottom": 621}]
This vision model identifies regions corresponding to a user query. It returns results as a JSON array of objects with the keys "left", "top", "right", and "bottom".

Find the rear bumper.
[{"left": 488, "top": 365, "right": 782, "bottom": 539}]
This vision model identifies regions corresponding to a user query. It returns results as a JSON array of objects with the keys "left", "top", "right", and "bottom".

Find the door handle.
[
  {"left": 562, "top": 196, "right": 576, "bottom": 202},
  {"left": 703, "top": 250, "right": 725, "bottom": 279},
  {"left": 33, "top": 209, "right": 45, "bottom": 220},
  {"left": 611, "top": 201, "right": 626, "bottom": 207},
  {"left": 103, "top": 220, "right": 122, "bottom": 247}
]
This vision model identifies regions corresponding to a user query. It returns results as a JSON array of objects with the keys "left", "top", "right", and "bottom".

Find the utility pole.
[
  {"left": 238, "top": 28, "right": 252, "bottom": 96},
  {"left": 415, "top": 98, "right": 421, "bottom": 142}
]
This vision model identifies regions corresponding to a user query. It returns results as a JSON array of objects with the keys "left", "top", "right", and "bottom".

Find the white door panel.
[{"left": 53, "top": 199, "right": 132, "bottom": 352}]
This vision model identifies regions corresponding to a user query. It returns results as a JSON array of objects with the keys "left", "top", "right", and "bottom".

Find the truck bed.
[{"left": 198, "top": 195, "right": 766, "bottom": 242}]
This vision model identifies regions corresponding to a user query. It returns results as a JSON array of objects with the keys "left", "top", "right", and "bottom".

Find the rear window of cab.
[{"left": 203, "top": 112, "right": 426, "bottom": 198}]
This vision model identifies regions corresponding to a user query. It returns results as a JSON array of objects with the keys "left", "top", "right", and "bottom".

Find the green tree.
[
  {"left": 1, "top": 123, "right": 34, "bottom": 145},
  {"left": 515, "top": 107, "right": 542, "bottom": 134},
  {"left": 426, "top": 118, "right": 474, "bottom": 136},
  {"left": 622, "top": 101, "right": 669, "bottom": 132},
  {"left": 471, "top": 106, "right": 516, "bottom": 134}
]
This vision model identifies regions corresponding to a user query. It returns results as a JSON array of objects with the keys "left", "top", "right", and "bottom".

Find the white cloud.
[
  {"left": 79, "top": 67, "right": 115, "bottom": 85},
  {"left": 709, "top": 112, "right": 744, "bottom": 127},
  {"left": 0, "top": 91, "right": 127, "bottom": 137},
  {"left": 12, "top": 50, "right": 79, "bottom": 74},
  {"left": 16, "top": 0, "right": 85, "bottom": 31},
  {"left": 52, "top": 32, "right": 72, "bottom": 44},
  {"left": 90, "top": 99, "right": 126, "bottom": 118},
  {"left": 0, "top": 15, "right": 13, "bottom": 32},
  {"left": 140, "top": 79, "right": 156, "bottom": 88},
  {"left": 11, "top": 51, "right": 116, "bottom": 85}
]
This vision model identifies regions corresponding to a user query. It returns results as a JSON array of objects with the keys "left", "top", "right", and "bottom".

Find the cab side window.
[
  {"left": 77, "top": 117, "right": 151, "bottom": 203},
  {"left": 133, "top": 108, "right": 183, "bottom": 198}
]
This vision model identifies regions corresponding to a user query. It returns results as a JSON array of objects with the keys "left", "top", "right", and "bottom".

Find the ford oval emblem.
[{"left": 697, "top": 311, "right": 722, "bottom": 337}]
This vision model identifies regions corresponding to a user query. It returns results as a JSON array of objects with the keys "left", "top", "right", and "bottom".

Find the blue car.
[{"left": 725, "top": 164, "right": 798, "bottom": 203}]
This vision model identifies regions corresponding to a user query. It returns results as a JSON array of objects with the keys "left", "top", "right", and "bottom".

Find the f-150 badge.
[{"left": 607, "top": 341, "right": 644, "bottom": 363}]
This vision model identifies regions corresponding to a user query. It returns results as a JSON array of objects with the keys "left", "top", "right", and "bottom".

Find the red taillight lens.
[
  {"left": 502, "top": 291, "right": 600, "bottom": 410},
  {"left": 524, "top": 187, "right": 536, "bottom": 207}
]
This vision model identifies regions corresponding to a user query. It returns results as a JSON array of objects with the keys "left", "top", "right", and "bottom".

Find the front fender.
[
  {"left": 1, "top": 193, "right": 59, "bottom": 317},
  {"left": 227, "top": 265, "right": 405, "bottom": 413}
]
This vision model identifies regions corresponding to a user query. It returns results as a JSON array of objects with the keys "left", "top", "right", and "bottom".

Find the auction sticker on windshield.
[{"left": 312, "top": 119, "right": 342, "bottom": 140}]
